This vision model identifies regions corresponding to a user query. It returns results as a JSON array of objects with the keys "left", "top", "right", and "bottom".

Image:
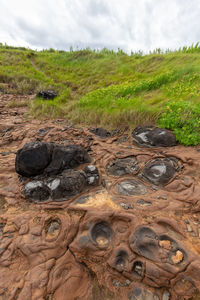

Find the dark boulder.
[
  {"left": 48, "top": 170, "right": 87, "bottom": 200},
  {"left": 24, "top": 180, "right": 51, "bottom": 202},
  {"left": 44, "top": 145, "right": 91, "bottom": 175},
  {"left": 89, "top": 127, "right": 111, "bottom": 138},
  {"left": 37, "top": 90, "right": 58, "bottom": 100},
  {"left": 15, "top": 141, "right": 53, "bottom": 177},
  {"left": 24, "top": 170, "right": 87, "bottom": 202},
  {"left": 15, "top": 142, "right": 91, "bottom": 177},
  {"left": 132, "top": 126, "right": 176, "bottom": 148}
]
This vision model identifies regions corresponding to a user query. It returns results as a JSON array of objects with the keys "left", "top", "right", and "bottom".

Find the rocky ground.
[{"left": 0, "top": 93, "right": 200, "bottom": 300}]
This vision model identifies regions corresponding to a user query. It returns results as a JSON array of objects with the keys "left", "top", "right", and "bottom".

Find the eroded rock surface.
[{"left": 1, "top": 94, "right": 200, "bottom": 300}]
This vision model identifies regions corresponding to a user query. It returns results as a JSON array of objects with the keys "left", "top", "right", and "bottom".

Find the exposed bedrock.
[
  {"left": 132, "top": 126, "right": 176, "bottom": 148},
  {"left": 1, "top": 115, "right": 200, "bottom": 300}
]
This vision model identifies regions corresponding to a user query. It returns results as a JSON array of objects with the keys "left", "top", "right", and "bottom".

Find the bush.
[{"left": 157, "top": 100, "right": 200, "bottom": 145}]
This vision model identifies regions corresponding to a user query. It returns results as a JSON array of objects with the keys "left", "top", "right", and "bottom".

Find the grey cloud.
[{"left": 0, "top": 0, "right": 200, "bottom": 52}]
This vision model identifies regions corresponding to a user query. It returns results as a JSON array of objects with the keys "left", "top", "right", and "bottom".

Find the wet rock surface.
[
  {"left": 132, "top": 126, "right": 177, "bottom": 148},
  {"left": 1, "top": 94, "right": 200, "bottom": 299}
]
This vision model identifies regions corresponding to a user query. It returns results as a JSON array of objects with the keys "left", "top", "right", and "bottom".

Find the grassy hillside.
[{"left": 0, "top": 43, "right": 200, "bottom": 145}]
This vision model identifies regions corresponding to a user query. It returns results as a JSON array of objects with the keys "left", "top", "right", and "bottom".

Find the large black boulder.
[
  {"left": 44, "top": 145, "right": 91, "bottom": 175},
  {"left": 132, "top": 126, "right": 176, "bottom": 148},
  {"left": 15, "top": 141, "right": 53, "bottom": 177},
  {"left": 16, "top": 142, "right": 91, "bottom": 177}
]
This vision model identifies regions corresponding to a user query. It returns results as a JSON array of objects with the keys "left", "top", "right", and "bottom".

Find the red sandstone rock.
[{"left": 0, "top": 94, "right": 200, "bottom": 300}]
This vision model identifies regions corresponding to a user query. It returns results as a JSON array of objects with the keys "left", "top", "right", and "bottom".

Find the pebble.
[
  {"left": 120, "top": 203, "right": 133, "bottom": 210},
  {"left": 159, "top": 240, "right": 172, "bottom": 250},
  {"left": 171, "top": 250, "right": 183, "bottom": 264},
  {"left": 157, "top": 195, "right": 167, "bottom": 200}
]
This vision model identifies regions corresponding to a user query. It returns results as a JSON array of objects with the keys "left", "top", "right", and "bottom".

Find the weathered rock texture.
[{"left": 0, "top": 94, "right": 200, "bottom": 300}]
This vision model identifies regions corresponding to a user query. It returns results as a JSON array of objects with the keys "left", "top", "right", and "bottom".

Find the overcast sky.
[{"left": 1, "top": 0, "right": 200, "bottom": 53}]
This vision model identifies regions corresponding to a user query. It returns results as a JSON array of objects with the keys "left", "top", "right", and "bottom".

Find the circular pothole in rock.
[
  {"left": 115, "top": 250, "right": 128, "bottom": 272},
  {"left": 116, "top": 179, "right": 147, "bottom": 196},
  {"left": 132, "top": 261, "right": 144, "bottom": 278},
  {"left": 91, "top": 222, "right": 113, "bottom": 247},
  {"left": 107, "top": 157, "right": 139, "bottom": 176},
  {"left": 24, "top": 181, "right": 51, "bottom": 202},
  {"left": 130, "top": 227, "right": 158, "bottom": 260},
  {"left": 45, "top": 218, "right": 61, "bottom": 240},
  {"left": 142, "top": 158, "right": 176, "bottom": 186}
]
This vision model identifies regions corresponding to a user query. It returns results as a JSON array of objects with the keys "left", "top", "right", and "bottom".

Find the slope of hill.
[{"left": 0, "top": 44, "right": 199, "bottom": 145}]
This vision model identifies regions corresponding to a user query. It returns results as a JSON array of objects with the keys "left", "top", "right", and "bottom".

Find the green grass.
[{"left": 0, "top": 43, "right": 200, "bottom": 145}]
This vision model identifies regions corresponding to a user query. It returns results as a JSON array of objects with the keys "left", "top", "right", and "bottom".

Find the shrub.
[{"left": 157, "top": 100, "right": 200, "bottom": 145}]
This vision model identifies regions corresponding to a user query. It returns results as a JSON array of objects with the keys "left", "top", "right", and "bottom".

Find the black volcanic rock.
[
  {"left": 15, "top": 141, "right": 53, "bottom": 177},
  {"left": 89, "top": 127, "right": 111, "bottom": 138},
  {"left": 44, "top": 145, "right": 91, "bottom": 175},
  {"left": 132, "top": 126, "right": 176, "bottom": 148},
  {"left": 37, "top": 90, "right": 58, "bottom": 100},
  {"left": 48, "top": 170, "right": 87, "bottom": 201},
  {"left": 16, "top": 142, "right": 90, "bottom": 177}
]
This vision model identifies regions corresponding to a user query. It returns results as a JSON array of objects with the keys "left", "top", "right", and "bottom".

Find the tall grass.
[{"left": 0, "top": 44, "right": 200, "bottom": 145}]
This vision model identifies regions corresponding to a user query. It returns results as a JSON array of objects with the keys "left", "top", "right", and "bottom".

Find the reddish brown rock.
[{"left": 0, "top": 94, "right": 200, "bottom": 300}]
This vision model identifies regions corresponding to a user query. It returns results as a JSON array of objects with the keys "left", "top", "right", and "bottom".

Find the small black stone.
[{"left": 37, "top": 90, "right": 58, "bottom": 100}]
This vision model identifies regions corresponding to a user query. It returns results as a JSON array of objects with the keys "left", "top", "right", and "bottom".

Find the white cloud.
[{"left": 0, "top": 0, "right": 200, "bottom": 52}]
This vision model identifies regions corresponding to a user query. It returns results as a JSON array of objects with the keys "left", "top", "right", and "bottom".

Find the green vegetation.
[{"left": 0, "top": 43, "right": 200, "bottom": 145}]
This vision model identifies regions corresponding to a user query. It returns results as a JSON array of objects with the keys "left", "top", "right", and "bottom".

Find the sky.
[{"left": 0, "top": 0, "right": 200, "bottom": 53}]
